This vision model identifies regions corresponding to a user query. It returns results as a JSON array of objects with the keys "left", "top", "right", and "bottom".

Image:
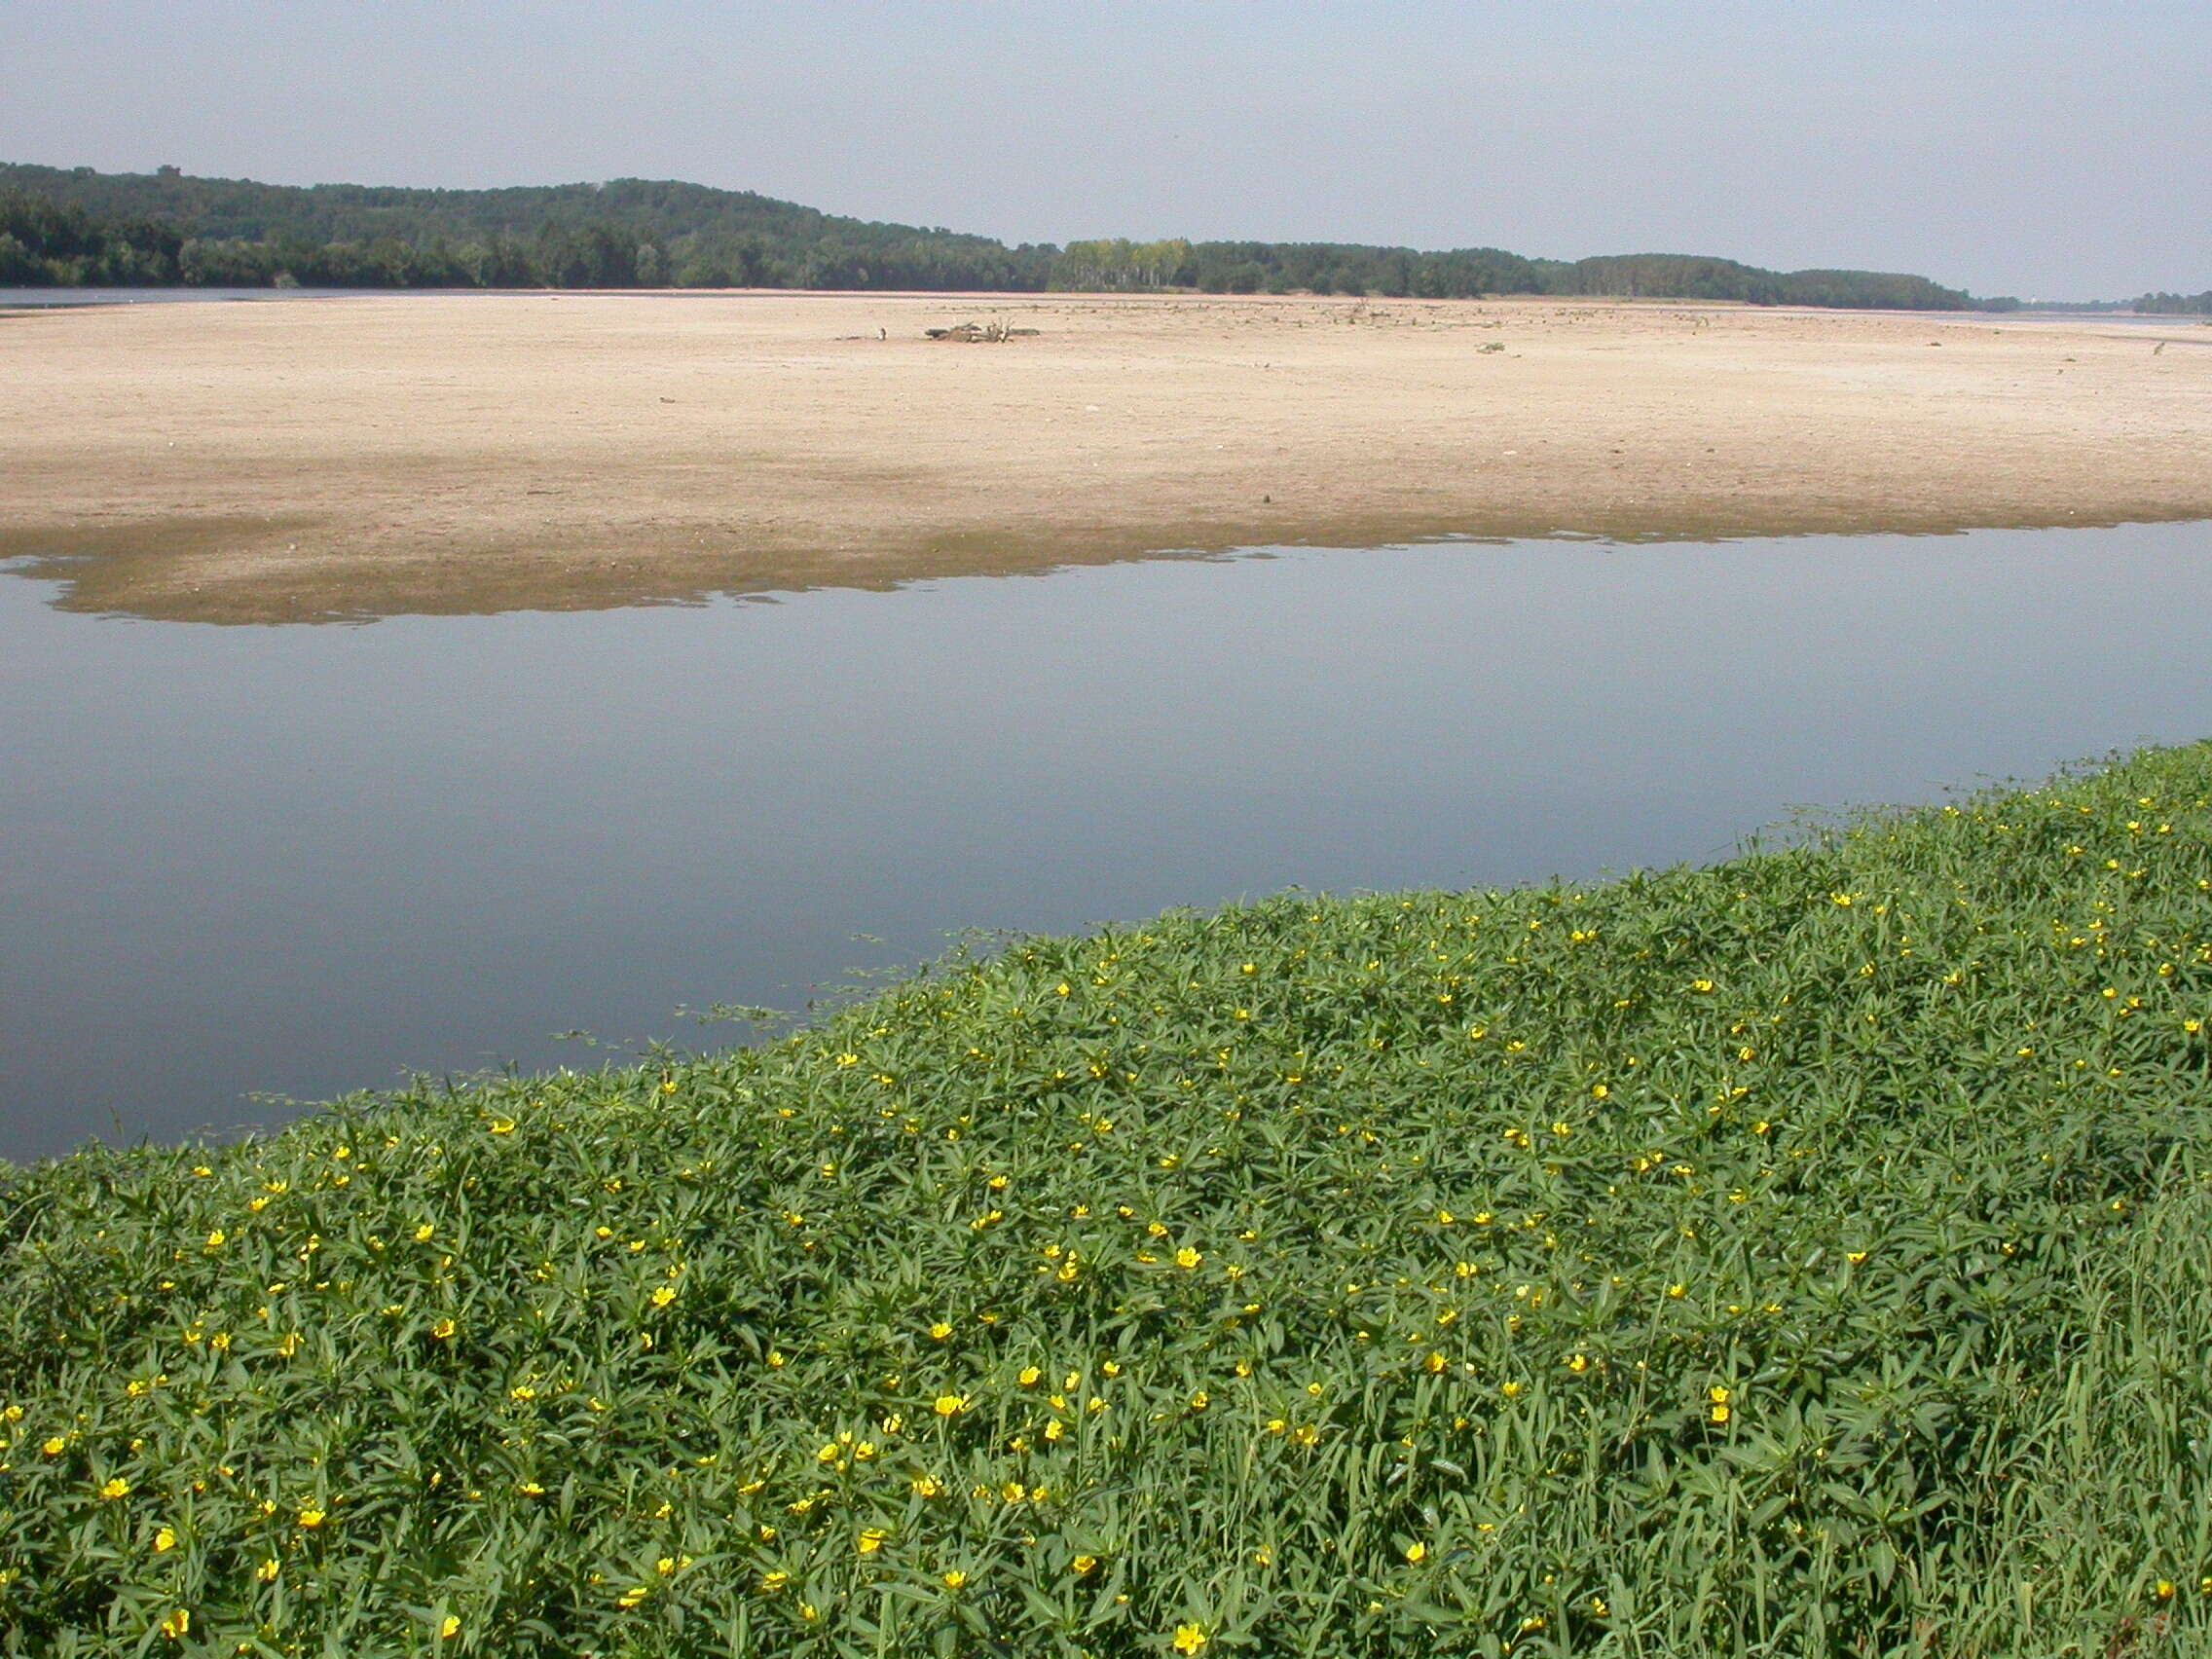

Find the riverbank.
[
  {"left": 3, "top": 743, "right": 2208, "bottom": 1653},
  {"left": 4, "top": 292, "right": 2209, "bottom": 622}
]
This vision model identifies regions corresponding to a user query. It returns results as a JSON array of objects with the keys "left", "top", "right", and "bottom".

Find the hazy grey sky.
[{"left": 5, "top": 1, "right": 2205, "bottom": 297}]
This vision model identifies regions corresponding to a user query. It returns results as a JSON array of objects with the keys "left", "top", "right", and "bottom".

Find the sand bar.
[{"left": 2, "top": 291, "right": 2209, "bottom": 622}]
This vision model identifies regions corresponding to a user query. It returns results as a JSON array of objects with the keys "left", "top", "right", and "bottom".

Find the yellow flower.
[
  {"left": 488, "top": 1120, "right": 516, "bottom": 1135},
  {"left": 759, "top": 1570, "right": 790, "bottom": 1593},
  {"left": 1174, "top": 1246, "right": 1202, "bottom": 1270},
  {"left": 1189, "top": 1391, "right": 1209, "bottom": 1411},
  {"left": 929, "top": 1322, "right": 952, "bottom": 1342},
  {"left": 649, "top": 1285, "right": 677, "bottom": 1309},
  {"left": 933, "top": 1394, "right": 968, "bottom": 1418},
  {"left": 440, "top": 1613, "right": 461, "bottom": 1639},
  {"left": 154, "top": 1527, "right": 177, "bottom": 1552},
  {"left": 1001, "top": 1481, "right": 1025, "bottom": 1502},
  {"left": 941, "top": 1570, "right": 967, "bottom": 1590},
  {"left": 1405, "top": 1541, "right": 1426, "bottom": 1564},
  {"left": 1711, "top": 1403, "right": 1731, "bottom": 1424},
  {"left": 1018, "top": 1366, "right": 1042, "bottom": 1387},
  {"left": 159, "top": 1608, "right": 189, "bottom": 1641},
  {"left": 430, "top": 1318, "right": 456, "bottom": 1341},
  {"left": 1073, "top": 1554, "right": 1098, "bottom": 1574},
  {"left": 858, "top": 1528, "right": 888, "bottom": 1554},
  {"left": 203, "top": 1230, "right": 226, "bottom": 1252},
  {"left": 298, "top": 1506, "right": 326, "bottom": 1528},
  {"left": 911, "top": 1474, "right": 943, "bottom": 1496},
  {"left": 256, "top": 1558, "right": 280, "bottom": 1582},
  {"left": 98, "top": 1477, "right": 129, "bottom": 1500},
  {"left": 1172, "top": 1624, "right": 1209, "bottom": 1655},
  {"left": 40, "top": 1437, "right": 64, "bottom": 1456},
  {"left": 414, "top": 1224, "right": 434, "bottom": 1242}
]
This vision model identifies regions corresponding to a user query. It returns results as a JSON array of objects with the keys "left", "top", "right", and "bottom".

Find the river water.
[
  {"left": 0, "top": 287, "right": 359, "bottom": 309},
  {"left": 3, "top": 523, "right": 2207, "bottom": 1161}
]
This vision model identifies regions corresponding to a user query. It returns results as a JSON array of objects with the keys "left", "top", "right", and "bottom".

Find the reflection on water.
[{"left": 2, "top": 523, "right": 2207, "bottom": 1160}]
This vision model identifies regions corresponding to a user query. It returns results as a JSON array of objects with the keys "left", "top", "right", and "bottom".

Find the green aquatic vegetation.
[{"left": 3, "top": 745, "right": 2210, "bottom": 1657}]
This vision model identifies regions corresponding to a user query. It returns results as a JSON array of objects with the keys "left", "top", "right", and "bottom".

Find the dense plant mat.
[{"left": 4, "top": 746, "right": 2210, "bottom": 1657}]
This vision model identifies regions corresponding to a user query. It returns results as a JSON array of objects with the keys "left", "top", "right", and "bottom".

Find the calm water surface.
[
  {"left": 0, "top": 287, "right": 357, "bottom": 309},
  {"left": 3, "top": 525, "right": 2207, "bottom": 1160}
]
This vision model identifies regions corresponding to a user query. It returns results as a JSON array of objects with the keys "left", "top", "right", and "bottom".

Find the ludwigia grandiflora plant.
[{"left": 3, "top": 746, "right": 2208, "bottom": 1656}]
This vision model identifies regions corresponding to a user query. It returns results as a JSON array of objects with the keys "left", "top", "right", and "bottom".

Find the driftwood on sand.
[{"left": 924, "top": 321, "right": 1042, "bottom": 343}]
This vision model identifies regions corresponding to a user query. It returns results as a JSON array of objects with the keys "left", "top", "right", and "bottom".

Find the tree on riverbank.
[{"left": 5, "top": 164, "right": 1994, "bottom": 310}]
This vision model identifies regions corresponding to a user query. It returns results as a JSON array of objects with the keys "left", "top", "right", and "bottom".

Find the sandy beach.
[{"left": 2, "top": 290, "right": 2208, "bottom": 622}]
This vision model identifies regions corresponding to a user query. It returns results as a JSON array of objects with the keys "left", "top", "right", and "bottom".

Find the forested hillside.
[
  {"left": 0, "top": 166, "right": 1048, "bottom": 290},
  {"left": 4, "top": 162, "right": 1991, "bottom": 309}
]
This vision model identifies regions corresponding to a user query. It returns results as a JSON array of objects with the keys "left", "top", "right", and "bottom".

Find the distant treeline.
[
  {"left": 0, "top": 161, "right": 2076, "bottom": 312},
  {"left": 1054, "top": 237, "right": 1553, "bottom": 299},
  {"left": 0, "top": 167, "right": 1045, "bottom": 291},
  {"left": 1046, "top": 237, "right": 1992, "bottom": 308},
  {"left": 2138, "top": 290, "right": 2212, "bottom": 315}
]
